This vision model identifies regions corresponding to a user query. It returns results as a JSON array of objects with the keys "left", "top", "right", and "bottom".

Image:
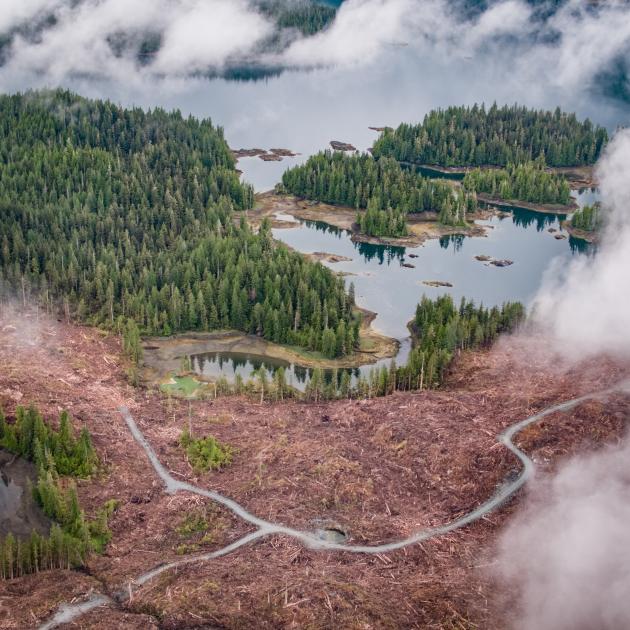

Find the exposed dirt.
[
  {"left": 562, "top": 220, "right": 599, "bottom": 244},
  {"left": 251, "top": 192, "right": 493, "bottom": 248},
  {"left": 330, "top": 141, "right": 356, "bottom": 152},
  {"left": 231, "top": 148, "right": 298, "bottom": 162},
  {"left": 309, "top": 252, "right": 353, "bottom": 264},
  {"left": 0, "top": 310, "right": 628, "bottom": 629}
]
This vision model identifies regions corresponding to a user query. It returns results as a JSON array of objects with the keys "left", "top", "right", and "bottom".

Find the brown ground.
[
  {"left": 250, "top": 193, "right": 493, "bottom": 248},
  {"left": 562, "top": 220, "right": 599, "bottom": 244},
  {"left": 0, "top": 310, "right": 628, "bottom": 629}
]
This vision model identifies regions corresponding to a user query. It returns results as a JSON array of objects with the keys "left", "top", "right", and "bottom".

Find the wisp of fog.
[
  {"left": 533, "top": 128, "right": 630, "bottom": 360},
  {"left": 0, "top": 0, "right": 629, "bottom": 98}
]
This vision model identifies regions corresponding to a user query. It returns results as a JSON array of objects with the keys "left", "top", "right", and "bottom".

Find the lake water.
[
  {"left": 0, "top": 450, "right": 50, "bottom": 538},
  {"left": 272, "top": 205, "right": 589, "bottom": 341},
  {"left": 7, "top": 30, "right": 623, "bottom": 387},
  {"left": 186, "top": 187, "right": 595, "bottom": 389}
]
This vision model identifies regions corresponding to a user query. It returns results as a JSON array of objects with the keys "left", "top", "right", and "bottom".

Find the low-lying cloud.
[
  {"left": 532, "top": 128, "right": 630, "bottom": 360},
  {"left": 0, "top": 0, "right": 629, "bottom": 97},
  {"left": 495, "top": 438, "right": 630, "bottom": 629}
]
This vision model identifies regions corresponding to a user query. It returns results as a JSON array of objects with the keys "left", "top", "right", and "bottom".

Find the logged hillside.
[{"left": 0, "top": 90, "right": 358, "bottom": 356}]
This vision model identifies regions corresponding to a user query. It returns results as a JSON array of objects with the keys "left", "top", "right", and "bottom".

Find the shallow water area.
[{"left": 0, "top": 449, "right": 50, "bottom": 538}]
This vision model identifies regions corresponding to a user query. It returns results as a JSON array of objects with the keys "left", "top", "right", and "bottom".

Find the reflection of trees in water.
[
  {"left": 439, "top": 234, "right": 465, "bottom": 252},
  {"left": 191, "top": 351, "right": 361, "bottom": 388},
  {"left": 569, "top": 236, "right": 593, "bottom": 255},
  {"left": 511, "top": 208, "right": 562, "bottom": 232},
  {"left": 354, "top": 241, "right": 405, "bottom": 265},
  {"left": 304, "top": 220, "right": 346, "bottom": 239}
]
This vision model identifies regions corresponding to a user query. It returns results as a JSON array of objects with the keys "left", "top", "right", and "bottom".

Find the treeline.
[
  {"left": 372, "top": 104, "right": 608, "bottom": 167},
  {"left": 570, "top": 204, "right": 602, "bottom": 232},
  {"left": 462, "top": 159, "right": 572, "bottom": 205},
  {"left": 303, "top": 296, "right": 525, "bottom": 397},
  {"left": 195, "top": 295, "right": 525, "bottom": 402},
  {"left": 0, "top": 90, "right": 359, "bottom": 358},
  {"left": 396, "top": 296, "right": 525, "bottom": 391},
  {"left": 281, "top": 151, "right": 476, "bottom": 236},
  {"left": 0, "top": 407, "right": 97, "bottom": 477},
  {"left": 0, "top": 405, "right": 113, "bottom": 580}
]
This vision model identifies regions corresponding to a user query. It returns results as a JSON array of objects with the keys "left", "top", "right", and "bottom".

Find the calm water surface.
[{"left": 13, "top": 44, "right": 617, "bottom": 384}]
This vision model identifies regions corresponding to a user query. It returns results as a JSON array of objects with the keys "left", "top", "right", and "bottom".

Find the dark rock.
[{"left": 330, "top": 140, "right": 357, "bottom": 152}]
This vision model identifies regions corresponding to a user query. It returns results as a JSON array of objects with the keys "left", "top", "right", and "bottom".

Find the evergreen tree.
[
  {"left": 372, "top": 104, "right": 608, "bottom": 167},
  {"left": 281, "top": 151, "right": 476, "bottom": 237}
]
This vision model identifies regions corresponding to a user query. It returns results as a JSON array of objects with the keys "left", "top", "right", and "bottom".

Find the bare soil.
[
  {"left": 562, "top": 220, "right": 599, "bottom": 244},
  {"left": 0, "top": 311, "right": 628, "bottom": 629},
  {"left": 251, "top": 193, "right": 492, "bottom": 248}
]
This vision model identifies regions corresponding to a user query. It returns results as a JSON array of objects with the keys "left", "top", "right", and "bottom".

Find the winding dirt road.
[{"left": 39, "top": 384, "right": 626, "bottom": 629}]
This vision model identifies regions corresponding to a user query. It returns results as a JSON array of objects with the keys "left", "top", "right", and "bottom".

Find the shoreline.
[
  {"left": 476, "top": 192, "right": 577, "bottom": 215},
  {"left": 250, "top": 192, "right": 493, "bottom": 248},
  {"left": 142, "top": 314, "right": 400, "bottom": 384},
  {"left": 406, "top": 162, "right": 597, "bottom": 188},
  {"left": 562, "top": 221, "right": 599, "bottom": 244}
]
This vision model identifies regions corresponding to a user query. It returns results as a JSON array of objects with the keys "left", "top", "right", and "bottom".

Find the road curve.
[{"left": 39, "top": 384, "right": 626, "bottom": 629}]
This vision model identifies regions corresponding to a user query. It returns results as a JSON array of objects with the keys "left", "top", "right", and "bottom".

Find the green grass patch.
[
  {"left": 161, "top": 375, "right": 203, "bottom": 398},
  {"left": 179, "top": 429, "right": 233, "bottom": 472}
]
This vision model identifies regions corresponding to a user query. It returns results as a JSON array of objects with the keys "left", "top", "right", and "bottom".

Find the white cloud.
[
  {"left": 495, "top": 439, "right": 630, "bottom": 630},
  {"left": 0, "top": 0, "right": 628, "bottom": 100},
  {"left": 152, "top": 0, "right": 273, "bottom": 74},
  {"left": 532, "top": 129, "right": 630, "bottom": 360},
  {"left": 0, "top": 0, "right": 61, "bottom": 33}
]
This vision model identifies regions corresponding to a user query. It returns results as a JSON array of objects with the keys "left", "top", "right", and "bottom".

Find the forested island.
[
  {"left": 372, "top": 104, "right": 608, "bottom": 167},
  {"left": 566, "top": 204, "right": 603, "bottom": 242},
  {"left": 281, "top": 151, "right": 476, "bottom": 237},
  {"left": 462, "top": 159, "right": 573, "bottom": 207},
  {"left": 0, "top": 90, "right": 359, "bottom": 359}
]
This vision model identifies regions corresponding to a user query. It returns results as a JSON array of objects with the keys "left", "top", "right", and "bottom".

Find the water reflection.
[
  {"left": 191, "top": 351, "right": 362, "bottom": 393},
  {"left": 439, "top": 234, "right": 465, "bottom": 252},
  {"left": 509, "top": 207, "right": 565, "bottom": 231}
]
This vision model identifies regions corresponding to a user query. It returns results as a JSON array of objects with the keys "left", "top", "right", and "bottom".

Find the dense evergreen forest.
[
  {"left": 462, "top": 159, "right": 572, "bottom": 205},
  {"left": 0, "top": 91, "right": 358, "bottom": 357},
  {"left": 302, "top": 295, "right": 525, "bottom": 399},
  {"left": 281, "top": 151, "right": 476, "bottom": 236},
  {"left": 372, "top": 104, "right": 608, "bottom": 167},
  {"left": 570, "top": 204, "right": 602, "bottom": 233},
  {"left": 0, "top": 405, "right": 112, "bottom": 580},
  {"left": 395, "top": 296, "right": 525, "bottom": 391}
]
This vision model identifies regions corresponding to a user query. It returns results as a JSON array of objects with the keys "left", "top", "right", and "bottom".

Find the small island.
[
  {"left": 330, "top": 140, "right": 357, "bottom": 151},
  {"left": 563, "top": 204, "right": 602, "bottom": 243}
]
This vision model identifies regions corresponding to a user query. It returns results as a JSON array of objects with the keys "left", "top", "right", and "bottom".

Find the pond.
[{"left": 0, "top": 450, "right": 50, "bottom": 539}]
